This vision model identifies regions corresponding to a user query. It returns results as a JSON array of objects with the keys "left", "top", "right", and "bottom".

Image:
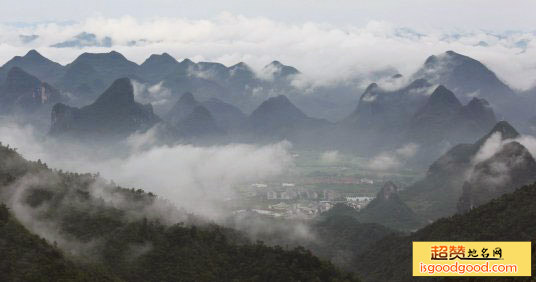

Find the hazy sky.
[
  {"left": 3, "top": 0, "right": 536, "bottom": 30},
  {"left": 1, "top": 0, "right": 536, "bottom": 89}
]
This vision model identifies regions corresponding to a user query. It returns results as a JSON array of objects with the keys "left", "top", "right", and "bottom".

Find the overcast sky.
[
  {"left": 3, "top": 0, "right": 536, "bottom": 30},
  {"left": 1, "top": 0, "right": 536, "bottom": 89}
]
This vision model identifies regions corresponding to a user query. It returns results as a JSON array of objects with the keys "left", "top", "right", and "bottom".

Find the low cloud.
[
  {"left": 368, "top": 143, "right": 419, "bottom": 171},
  {"left": 468, "top": 132, "right": 536, "bottom": 184},
  {"left": 131, "top": 80, "right": 174, "bottom": 106},
  {"left": 319, "top": 150, "right": 340, "bottom": 164},
  {"left": 51, "top": 32, "right": 112, "bottom": 48},
  {"left": 472, "top": 132, "right": 536, "bottom": 165},
  {"left": 472, "top": 132, "right": 503, "bottom": 164},
  {"left": 0, "top": 121, "right": 294, "bottom": 220}
]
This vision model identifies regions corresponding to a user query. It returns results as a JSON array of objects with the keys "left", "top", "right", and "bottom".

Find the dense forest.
[
  {"left": 0, "top": 143, "right": 357, "bottom": 281},
  {"left": 354, "top": 182, "right": 536, "bottom": 281},
  {"left": 226, "top": 204, "right": 397, "bottom": 271}
]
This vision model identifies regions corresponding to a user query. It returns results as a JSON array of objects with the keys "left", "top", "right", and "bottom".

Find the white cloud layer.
[
  {"left": 368, "top": 143, "right": 419, "bottom": 171},
  {"left": 1, "top": 14, "right": 536, "bottom": 89},
  {"left": 0, "top": 122, "right": 294, "bottom": 219}
]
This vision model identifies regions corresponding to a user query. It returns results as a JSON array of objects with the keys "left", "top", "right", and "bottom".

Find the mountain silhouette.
[
  {"left": 50, "top": 78, "right": 159, "bottom": 139},
  {"left": 357, "top": 181, "right": 422, "bottom": 231},
  {"left": 0, "top": 50, "right": 65, "bottom": 85}
]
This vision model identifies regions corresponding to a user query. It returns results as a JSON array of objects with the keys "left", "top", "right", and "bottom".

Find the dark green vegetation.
[
  {"left": 0, "top": 204, "right": 117, "bottom": 281},
  {"left": 0, "top": 143, "right": 357, "bottom": 281},
  {"left": 354, "top": 182, "right": 536, "bottom": 282},
  {"left": 311, "top": 205, "right": 397, "bottom": 270},
  {"left": 227, "top": 204, "right": 396, "bottom": 272}
]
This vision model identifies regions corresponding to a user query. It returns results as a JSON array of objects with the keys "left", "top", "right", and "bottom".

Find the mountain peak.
[
  {"left": 229, "top": 62, "right": 254, "bottom": 76},
  {"left": 489, "top": 121, "right": 519, "bottom": 139},
  {"left": 357, "top": 180, "right": 421, "bottom": 230},
  {"left": 414, "top": 51, "right": 513, "bottom": 103},
  {"left": 178, "top": 92, "right": 197, "bottom": 104},
  {"left": 50, "top": 77, "right": 159, "bottom": 139},
  {"left": 75, "top": 51, "right": 130, "bottom": 62},
  {"left": 269, "top": 60, "right": 283, "bottom": 67},
  {"left": 165, "top": 92, "right": 201, "bottom": 125},
  {"left": 179, "top": 58, "right": 194, "bottom": 65},
  {"left": 249, "top": 94, "right": 310, "bottom": 129},
  {"left": 364, "top": 83, "right": 378, "bottom": 93},
  {"left": 474, "top": 121, "right": 520, "bottom": 149},
  {"left": 108, "top": 50, "right": 124, "bottom": 58},
  {"left": 458, "top": 97, "right": 497, "bottom": 130},
  {"left": 270, "top": 94, "right": 291, "bottom": 104},
  {"left": 142, "top": 53, "right": 178, "bottom": 66},
  {"left": 428, "top": 85, "right": 462, "bottom": 107},
  {"left": 424, "top": 55, "right": 438, "bottom": 65},
  {"left": 378, "top": 181, "right": 399, "bottom": 200},
  {"left": 93, "top": 78, "right": 134, "bottom": 106},
  {"left": 264, "top": 61, "right": 299, "bottom": 77},
  {"left": 230, "top": 62, "right": 249, "bottom": 69},
  {"left": 258, "top": 95, "right": 300, "bottom": 111},
  {"left": 466, "top": 97, "right": 490, "bottom": 108},
  {"left": 417, "top": 85, "right": 462, "bottom": 115},
  {"left": 497, "top": 141, "right": 530, "bottom": 157},
  {"left": 174, "top": 105, "right": 224, "bottom": 137},
  {"left": 24, "top": 49, "right": 45, "bottom": 60},
  {"left": 430, "top": 85, "right": 457, "bottom": 100}
]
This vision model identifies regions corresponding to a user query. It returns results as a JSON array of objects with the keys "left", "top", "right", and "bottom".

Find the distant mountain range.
[
  {"left": 1, "top": 49, "right": 536, "bottom": 156},
  {"left": 49, "top": 78, "right": 330, "bottom": 145},
  {"left": 2, "top": 48, "right": 529, "bottom": 124},
  {"left": 0, "top": 49, "right": 314, "bottom": 116},
  {"left": 343, "top": 82, "right": 497, "bottom": 156},
  {"left": 0, "top": 50, "right": 65, "bottom": 86}
]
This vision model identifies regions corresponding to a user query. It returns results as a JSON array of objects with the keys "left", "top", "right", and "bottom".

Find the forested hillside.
[
  {"left": 354, "top": 182, "right": 536, "bottom": 281},
  {"left": 0, "top": 143, "right": 357, "bottom": 281}
]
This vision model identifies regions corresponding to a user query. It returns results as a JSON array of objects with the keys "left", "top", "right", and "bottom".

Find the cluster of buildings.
[
  {"left": 304, "top": 177, "right": 374, "bottom": 185},
  {"left": 236, "top": 201, "right": 336, "bottom": 218},
  {"left": 344, "top": 196, "right": 375, "bottom": 210},
  {"left": 235, "top": 182, "right": 376, "bottom": 218}
]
